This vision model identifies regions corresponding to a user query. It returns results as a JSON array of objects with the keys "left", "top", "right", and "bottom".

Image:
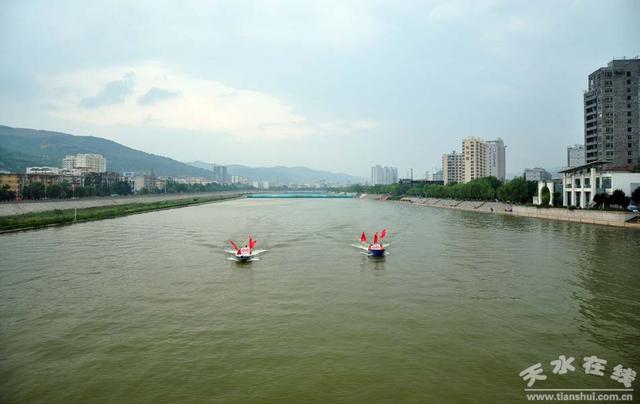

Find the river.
[{"left": 1, "top": 198, "right": 638, "bottom": 403}]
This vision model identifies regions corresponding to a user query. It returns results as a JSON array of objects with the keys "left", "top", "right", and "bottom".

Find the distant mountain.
[
  {"left": 0, "top": 125, "right": 213, "bottom": 177},
  {"left": 188, "top": 161, "right": 365, "bottom": 184}
]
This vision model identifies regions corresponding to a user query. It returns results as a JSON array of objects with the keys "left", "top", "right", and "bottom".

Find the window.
[
  {"left": 575, "top": 178, "right": 581, "bottom": 188},
  {"left": 596, "top": 178, "right": 601, "bottom": 189},
  {"left": 628, "top": 96, "right": 632, "bottom": 100},
  {"left": 630, "top": 128, "right": 633, "bottom": 132},
  {"left": 629, "top": 112, "right": 632, "bottom": 116},
  {"left": 627, "top": 72, "right": 632, "bottom": 77},
  {"left": 628, "top": 80, "right": 632, "bottom": 84}
]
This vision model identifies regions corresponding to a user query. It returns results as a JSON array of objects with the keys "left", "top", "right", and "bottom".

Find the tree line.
[
  {"left": 338, "top": 177, "right": 640, "bottom": 209},
  {"left": 339, "top": 177, "right": 540, "bottom": 204}
]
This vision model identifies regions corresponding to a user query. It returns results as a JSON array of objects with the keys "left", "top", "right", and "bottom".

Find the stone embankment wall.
[{"left": 397, "top": 196, "right": 640, "bottom": 229}]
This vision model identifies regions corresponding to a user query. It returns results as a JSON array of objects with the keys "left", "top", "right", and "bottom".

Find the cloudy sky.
[{"left": 1, "top": 0, "right": 639, "bottom": 177}]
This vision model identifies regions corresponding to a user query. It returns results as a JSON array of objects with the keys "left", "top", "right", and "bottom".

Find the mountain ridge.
[
  {"left": 187, "top": 160, "right": 364, "bottom": 184},
  {"left": 0, "top": 125, "right": 365, "bottom": 184}
]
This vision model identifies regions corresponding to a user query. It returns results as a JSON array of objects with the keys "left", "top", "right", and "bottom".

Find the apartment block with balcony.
[{"left": 584, "top": 58, "right": 640, "bottom": 167}]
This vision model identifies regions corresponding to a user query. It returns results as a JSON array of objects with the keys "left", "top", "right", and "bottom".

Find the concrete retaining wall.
[{"left": 399, "top": 197, "right": 640, "bottom": 229}]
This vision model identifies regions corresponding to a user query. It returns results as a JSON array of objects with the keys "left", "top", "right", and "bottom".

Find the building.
[
  {"left": 442, "top": 137, "right": 506, "bottom": 184},
  {"left": 442, "top": 151, "right": 464, "bottom": 184},
  {"left": 251, "top": 181, "right": 270, "bottom": 190},
  {"left": 26, "top": 167, "right": 60, "bottom": 175},
  {"left": 430, "top": 170, "right": 443, "bottom": 182},
  {"left": 524, "top": 167, "right": 552, "bottom": 182},
  {"left": 559, "top": 161, "right": 640, "bottom": 208},
  {"left": 0, "top": 173, "right": 22, "bottom": 196},
  {"left": 62, "top": 153, "right": 107, "bottom": 173},
  {"left": 487, "top": 138, "right": 506, "bottom": 180},
  {"left": 231, "top": 175, "right": 249, "bottom": 185},
  {"left": 132, "top": 175, "right": 154, "bottom": 192},
  {"left": 463, "top": 137, "right": 491, "bottom": 183},
  {"left": 212, "top": 165, "right": 228, "bottom": 183},
  {"left": 584, "top": 58, "right": 640, "bottom": 166},
  {"left": 370, "top": 165, "right": 398, "bottom": 185},
  {"left": 567, "top": 144, "right": 586, "bottom": 168}
]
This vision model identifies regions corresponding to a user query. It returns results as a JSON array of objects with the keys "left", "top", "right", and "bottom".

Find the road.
[{"left": 0, "top": 192, "right": 245, "bottom": 216}]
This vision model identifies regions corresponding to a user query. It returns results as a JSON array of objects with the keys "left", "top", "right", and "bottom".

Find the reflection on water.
[{"left": 0, "top": 199, "right": 638, "bottom": 403}]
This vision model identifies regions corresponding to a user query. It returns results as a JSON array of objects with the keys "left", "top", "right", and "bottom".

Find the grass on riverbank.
[{"left": 0, "top": 194, "right": 241, "bottom": 232}]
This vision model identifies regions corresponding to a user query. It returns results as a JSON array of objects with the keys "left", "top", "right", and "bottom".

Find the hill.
[
  {"left": 0, "top": 125, "right": 213, "bottom": 177},
  {"left": 188, "top": 161, "right": 364, "bottom": 184}
]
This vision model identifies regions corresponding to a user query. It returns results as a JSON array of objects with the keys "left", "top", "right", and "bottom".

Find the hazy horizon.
[{"left": 1, "top": 0, "right": 639, "bottom": 178}]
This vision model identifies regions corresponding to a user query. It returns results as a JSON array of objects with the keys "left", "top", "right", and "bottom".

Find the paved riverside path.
[{"left": 0, "top": 192, "right": 245, "bottom": 216}]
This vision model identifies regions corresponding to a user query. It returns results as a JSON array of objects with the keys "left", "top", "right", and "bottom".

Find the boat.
[
  {"left": 225, "top": 236, "right": 266, "bottom": 262},
  {"left": 352, "top": 229, "right": 389, "bottom": 257}
]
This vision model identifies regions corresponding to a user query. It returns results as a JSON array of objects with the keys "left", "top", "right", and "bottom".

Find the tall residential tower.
[{"left": 584, "top": 58, "right": 640, "bottom": 166}]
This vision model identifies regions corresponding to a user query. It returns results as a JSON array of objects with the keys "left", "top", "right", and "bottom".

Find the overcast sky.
[{"left": 1, "top": 0, "right": 639, "bottom": 178}]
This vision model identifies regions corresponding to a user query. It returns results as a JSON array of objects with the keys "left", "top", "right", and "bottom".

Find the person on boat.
[
  {"left": 239, "top": 244, "right": 251, "bottom": 256},
  {"left": 360, "top": 229, "right": 387, "bottom": 257}
]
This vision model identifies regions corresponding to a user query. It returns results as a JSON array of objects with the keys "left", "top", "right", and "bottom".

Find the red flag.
[
  {"left": 249, "top": 236, "right": 257, "bottom": 249},
  {"left": 360, "top": 231, "right": 367, "bottom": 243},
  {"left": 229, "top": 240, "right": 239, "bottom": 252},
  {"left": 373, "top": 232, "right": 379, "bottom": 244},
  {"left": 380, "top": 228, "right": 387, "bottom": 240}
]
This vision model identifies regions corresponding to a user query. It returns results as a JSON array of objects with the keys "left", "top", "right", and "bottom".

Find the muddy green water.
[{"left": 1, "top": 199, "right": 638, "bottom": 403}]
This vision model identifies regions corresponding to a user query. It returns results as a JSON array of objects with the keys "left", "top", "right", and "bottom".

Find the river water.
[{"left": 1, "top": 198, "right": 639, "bottom": 403}]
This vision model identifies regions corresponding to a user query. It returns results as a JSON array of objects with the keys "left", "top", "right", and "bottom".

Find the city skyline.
[{"left": 1, "top": 1, "right": 639, "bottom": 178}]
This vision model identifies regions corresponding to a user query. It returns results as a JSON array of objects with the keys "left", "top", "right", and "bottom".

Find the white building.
[
  {"left": 442, "top": 151, "right": 464, "bottom": 184},
  {"left": 26, "top": 166, "right": 60, "bottom": 175},
  {"left": 567, "top": 145, "right": 586, "bottom": 168},
  {"left": 443, "top": 137, "right": 506, "bottom": 184},
  {"left": 487, "top": 138, "right": 506, "bottom": 181},
  {"left": 370, "top": 165, "right": 398, "bottom": 185},
  {"left": 251, "top": 181, "right": 270, "bottom": 189},
  {"left": 559, "top": 161, "right": 640, "bottom": 208},
  {"left": 62, "top": 154, "right": 107, "bottom": 173},
  {"left": 132, "top": 175, "right": 154, "bottom": 192}
]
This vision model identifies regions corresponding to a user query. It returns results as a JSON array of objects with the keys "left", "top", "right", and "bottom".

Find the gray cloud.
[
  {"left": 81, "top": 72, "right": 136, "bottom": 108},
  {"left": 137, "top": 87, "right": 180, "bottom": 105}
]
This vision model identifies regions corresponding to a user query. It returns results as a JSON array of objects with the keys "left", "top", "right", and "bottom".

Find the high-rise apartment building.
[
  {"left": 567, "top": 144, "right": 586, "bottom": 168},
  {"left": 442, "top": 152, "right": 464, "bottom": 184},
  {"left": 463, "top": 137, "right": 490, "bottom": 183},
  {"left": 442, "top": 137, "right": 506, "bottom": 184},
  {"left": 62, "top": 153, "right": 107, "bottom": 173},
  {"left": 487, "top": 138, "right": 506, "bottom": 181},
  {"left": 370, "top": 165, "right": 398, "bottom": 185},
  {"left": 584, "top": 58, "right": 640, "bottom": 166}
]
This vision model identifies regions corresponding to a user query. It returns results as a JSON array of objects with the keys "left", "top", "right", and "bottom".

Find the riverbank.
[
  {"left": 375, "top": 195, "right": 640, "bottom": 229},
  {"left": 0, "top": 193, "right": 243, "bottom": 233},
  {"left": 0, "top": 191, "right": 245, "bottom": 216}
]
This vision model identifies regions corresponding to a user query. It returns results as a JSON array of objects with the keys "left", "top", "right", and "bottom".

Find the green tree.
[
  {"left": 609, "top": 189, "right": 629, "bottom": 208},
  {"left": 631, "top": 187, "right": 640, "bottom": 204},
  {"left": 23, "top": 182, "right": 46, "bottom": 199},
  {"left": 0, "top": 184, "right": 16, "bottom": 201}
]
